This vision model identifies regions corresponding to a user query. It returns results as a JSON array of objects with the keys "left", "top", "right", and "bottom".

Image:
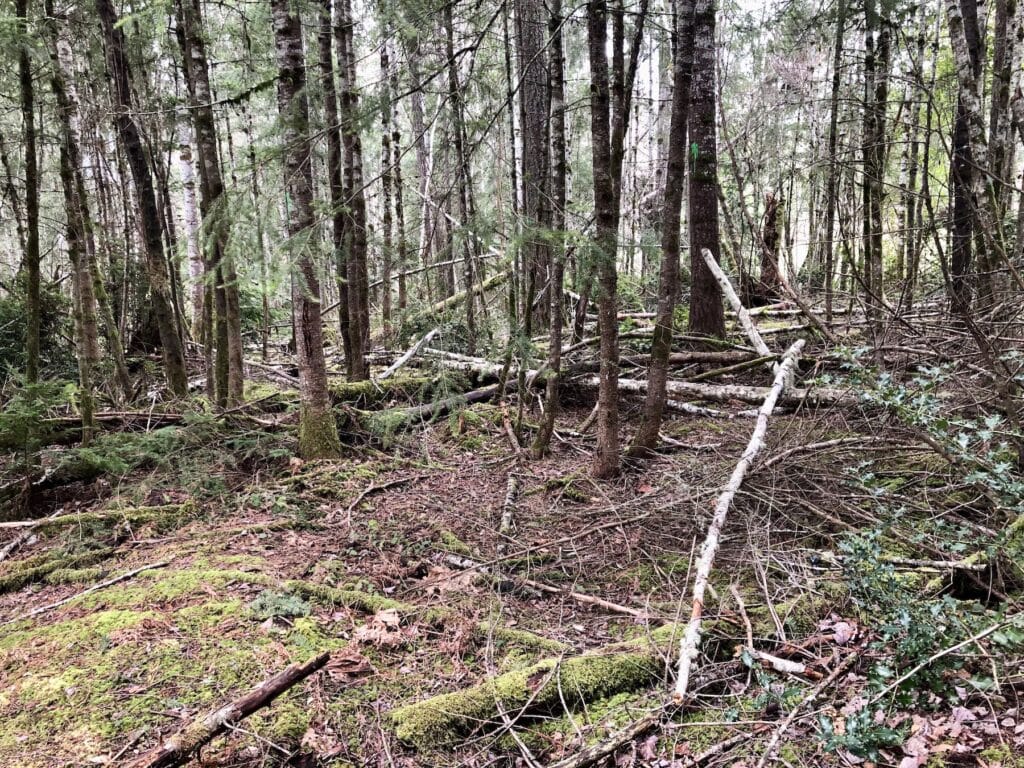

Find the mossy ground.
[{"left": 0, "top": 398, "right": 1018, "bottom": 766}]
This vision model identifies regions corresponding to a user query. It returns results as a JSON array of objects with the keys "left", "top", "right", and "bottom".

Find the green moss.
[
  {"left": 0, "top": 547, "right": 113, "bottom": 595},
  {"left": 298, "top": 404, "right": 343, "bottom": 460},
  {"left": 438, "top": 529, "right": 473, "bottom": 556},
  {"left": 44, "top": 566, "right": 103, "bottom": 585},
  {"left": 390, "top": 628, "right": 679, "bottom": 748},
  {"left": 979, "top": 745, "right": 1024, "bottom": 768},
  {"left": 476, "top": 621, "right": 569, "bottom": 655}
]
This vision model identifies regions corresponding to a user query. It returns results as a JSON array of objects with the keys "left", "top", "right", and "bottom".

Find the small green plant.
[
  {"left": 248, "top": 590, "right": 311, "bottom": 620},
  {"left": 818, "top": 709, "right": 905, "bottom": 761}
]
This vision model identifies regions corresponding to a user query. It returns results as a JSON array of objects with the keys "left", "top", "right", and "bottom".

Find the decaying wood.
[
  {"left": 674, "top": 339, "right": 805, "bottom": 703},
  {"left": 700, "top": 248, "right": 776, "bottom": 370},
  {"left": 125, "top": 651, "right": 330, "bottom": 768},
  {"left": 595, "top": 375, "right": 851, "bottom": 408},
  {"left": 378, "top": 327, "right": 439, "bottom": 379},
  {"left": 0, "top": 502, "right": 193, "bottom": 531}
]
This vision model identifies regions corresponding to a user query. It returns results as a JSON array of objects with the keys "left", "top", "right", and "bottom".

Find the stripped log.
[
  {"left": 378, "top": 327, "right": 439, "bottom": 380},
  {"left": 700, "top": 248, "right": 775, "bottom": 371},
  {"left": 673, "top": 339, "right": 805, "bottom": 702},
  {"left": 586, "top": 375, "right": 851, "bottom": 408},
  {"left": 125, "top": 651, "right": 330, "bottom": 768}
]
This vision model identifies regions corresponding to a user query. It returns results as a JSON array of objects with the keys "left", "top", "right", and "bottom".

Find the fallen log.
[
  {"left": 124, "top": 651, "right": 330, "bottom": 768},
  {"left": 588, "top": 375, "right": 851, "bottom": 408},
  {"left": 390, "top": 623, "right": 684, "bottom": 748},
  {"left": 701, "top": 248, "right": 776, "bottom": 372},
  {"left": 0, "top": 502, "right": 195, "bottom": 531},
  {"left": 378, "top": 328, "right": 439, "bottom": 380},
  {"left": 407, "top": 270, "right": 510, "bottom": 324},
  {"left": 674, "top": 339, "right": 805, "bottom": 703}
]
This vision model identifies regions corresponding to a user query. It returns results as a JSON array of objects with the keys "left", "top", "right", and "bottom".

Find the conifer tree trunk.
[
  {"left": 587, "top": 0, "right": 621, "bottom": 478},
  {"left": 17, "top": 0, "right": 40, "bottom": 383},
  {"left": 336, "top": 0, "right": 369, "bottom": 379},
  {"left": 532, "top": 0, "right": 567, "bottom": 458},
  {"left": 687, "top": 0, "right": 725, "bottom": 338},
  {"left": 380, "top": 39, "right": 394, "bottom": 337},
  {"left": 177, "top": 0, "right": 244, "bottom": 406},
  {"left": 442, "top": 2, "right": 479, "bottom": 354},
  {"left": 319, "top": 0, "right": 352, "bottom": 368},
  {"left": 176, "top": 112, "right": 204, "bottom": 336},
  {"left": 96, "top": 0, "right": 189, "bottom": 397},
  {"left": 271, "top": 0, "right": 342, "bottom": 459},
  {"left": 629, "top": 0, "right": 696, "bottom": 456},
  {"left": 516, "top": 0, "right": 550, "bottom": 332},
  {"left": 947, "top": 0, "right": 987, "bottom": 313}
]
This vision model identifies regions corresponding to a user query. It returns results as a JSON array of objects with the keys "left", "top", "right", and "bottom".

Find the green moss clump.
[
  {"left": 390, "top": 628, "right": 680, "bottom": 748},
  {"left": 44, "top": 567, "right": 103, "bottom": 585},
  {"left": 298, "top": 405, "right": 343, "bottom": 460},
  {"left": 438, "top": 530, "right": 473, "bottom": 556}
]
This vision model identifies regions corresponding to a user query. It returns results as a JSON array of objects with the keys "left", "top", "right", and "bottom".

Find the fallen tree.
[
  {"left": 674, "top": 339, "right": 805, "bottom": 702},
  {"left": 390, "top": 623, "right": 685, "bottom": 748},
  {"left": 588, "top": 374, "right": 853, "bottom": 408}
]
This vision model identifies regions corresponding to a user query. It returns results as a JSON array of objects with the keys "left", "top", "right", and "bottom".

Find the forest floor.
[{"left": 1, "top": 323, "right": 1023, "bottom": 767}]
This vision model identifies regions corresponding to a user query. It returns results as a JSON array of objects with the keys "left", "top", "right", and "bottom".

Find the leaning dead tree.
[{"left": 673, "top": 338, "right": 805, "bottom": 702}]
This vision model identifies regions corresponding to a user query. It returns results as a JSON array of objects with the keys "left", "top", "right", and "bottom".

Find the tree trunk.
[
  {"left": 96, "top": 0, "right": 189, "bottom": 397},
  {"left": 176, "top": 0, "right": 244, "bottom": 406},
  {"left": 516, "top": 0, "right": 550, "bottom": 332},
  {"left": 319, "top": 0, "right": 352, "bottom": 368},
  {"left": 587, "top": 0, "right": 622, "bottom": 478},
  {"left": 380, "top": 39, "right": 394, "bottom": 337},
  {"left": 687, "top": 0, "right": 725, "bottom": 338},
  {"left": 947, "top": 0, "right": 987, "bottom": 314},
  {"left": 176, "top": 111, "right": 204, "bottom": 337},
  {"left": 271, "top": 0, "right": 343, "bottom": 459},
  {"left": 532, "top": 0, "right": 567, "bottom": 458},
  {"left": 629, "top": 0, "right": 696, "bottom": 456},
  {"left": 336, "top": 0, "right": 370, "bottom": 380},
  {"left": 17, "top": 0, "right": 40, "bottom": 383}
]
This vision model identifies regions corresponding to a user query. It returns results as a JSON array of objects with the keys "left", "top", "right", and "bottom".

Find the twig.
[
  {"left": 4, "top": 561, "right": 170, "bottom": 625},
  {"left": 674, "top": 340, "right": 806, "bottom": 703},
  {"left": 754, "top": 649, "right": 860, "bottom": 768},
  {"left": 344, "top": 475, "right": 421, "bottom": 522}
]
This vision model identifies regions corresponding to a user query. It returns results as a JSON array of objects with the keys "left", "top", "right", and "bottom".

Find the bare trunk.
[
  {"left": 629, "top": 0, "right": 696, "bottom": 456},
  {"left": 271, "top": 0, "right": 343, "bottom": 459}
]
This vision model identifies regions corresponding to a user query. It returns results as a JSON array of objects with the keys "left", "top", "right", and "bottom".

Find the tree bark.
[
  {"left": 687, "top": 0, "right": 725, "bottom": 338},
  {"left": 271, "top": 0, "right": 343, "bottom": 459},
  {"left": 95, "top": 0, "right": 189, "bottom": 397}
]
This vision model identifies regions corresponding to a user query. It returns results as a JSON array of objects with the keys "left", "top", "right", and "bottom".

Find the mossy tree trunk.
[{"left": 271, "top": 0, "right": 342, "bottom": 460}]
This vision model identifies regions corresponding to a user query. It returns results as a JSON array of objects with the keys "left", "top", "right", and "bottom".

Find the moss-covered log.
[
  {"left": 0, "top": 502, "right": 195, "bottom": 532},
  {"left": 0, "top": 547, "right": 114, "bottom": 594},
  {"left": 327, "top": 374, "right": 438, "bottom": 408},
  {"left": 390, "top": 624, "right": 685, "bottom": 748}
]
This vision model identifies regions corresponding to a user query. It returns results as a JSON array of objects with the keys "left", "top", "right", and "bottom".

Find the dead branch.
[
  {"left": 3, "top": 561, "right": 169, "bottom": 626},
  {"left": 125, "top": 651, "right": 330, "bottom": 768},
  {"left": 378, "top": 328, "right": 439, "bottom": 380},
  {"left": 700, "top": 248, "right": 776, "bottom": 370},
  {"left": 674, "top": 339, "right": 805, "bottom": 703}
]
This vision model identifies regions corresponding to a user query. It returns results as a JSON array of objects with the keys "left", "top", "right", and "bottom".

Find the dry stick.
[
  {"left": 378, "top": 327, "right": 439, "bottom": 380},
  {"left": 753, "top": 648, "right": 860, "bottom": 768},
  {"left": 344, "top": 475, "right": 421, "bottom": 521},
  {"left": 0, "top": 508, "right": 63, "bottom": 562},
  {"left": 3, "top": 561, "right": 169, "bottom": 626},
  {"left": 124, "top": 651, "right": 330, "bottom": 768},
  {"left": 443, "top": 554, "right": 654, "bottom": 621},
  {"left": 673, "top": 339, "right": 806, "bottom": 703},
  {"left": 700, "top": 248, "right": 777, "bottom": 371}
]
